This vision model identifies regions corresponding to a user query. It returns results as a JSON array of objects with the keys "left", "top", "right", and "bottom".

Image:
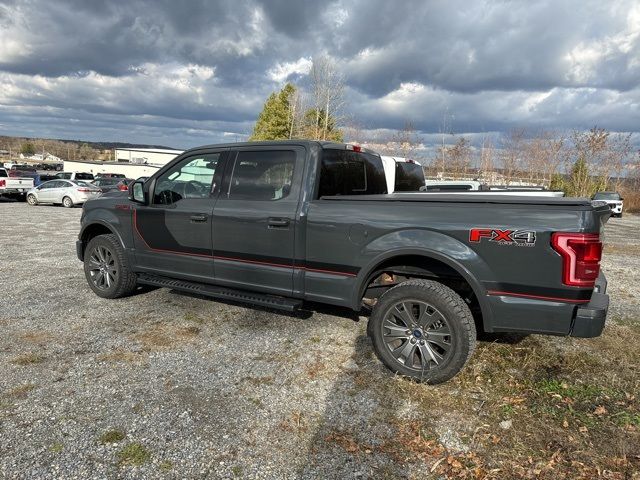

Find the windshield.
[
  {"left": 593, "top": 192, "right": 620, "bottom": 200},
  {"left": 394, "top": 162, "right": 425, "bottom": 191}
]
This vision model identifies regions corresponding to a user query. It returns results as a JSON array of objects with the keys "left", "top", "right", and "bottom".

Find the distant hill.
[{"left": 0, "top": 135, "right": 179, "bottom": 151}]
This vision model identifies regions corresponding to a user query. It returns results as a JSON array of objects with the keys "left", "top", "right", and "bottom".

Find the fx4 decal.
[{"left": 469, "top": 228, "right": 537, "bottom": 247}]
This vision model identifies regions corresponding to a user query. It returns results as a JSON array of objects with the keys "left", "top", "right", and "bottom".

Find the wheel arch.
[
  {"left": 80, "top": 221, "right": 126, "bottom": 256},
  {"left": 353, "top": 248, "right": 492, "bottom": 332}
]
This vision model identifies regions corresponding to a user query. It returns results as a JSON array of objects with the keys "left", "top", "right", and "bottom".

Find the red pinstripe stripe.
[
  {"left": 487, "top": 290, "right": 589, "bottom": 304},
  {"left": 133, "top": 209, "right": 356, "bottom": 277}
]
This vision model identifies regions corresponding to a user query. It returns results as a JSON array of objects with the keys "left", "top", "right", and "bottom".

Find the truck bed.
[{"left": 321, "top": 193, "right": 602, "bottom": 209}]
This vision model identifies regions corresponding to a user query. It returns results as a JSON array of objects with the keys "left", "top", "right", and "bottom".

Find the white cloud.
[{"left": 267, "top": 57, "right": 313, "bottom": 82}]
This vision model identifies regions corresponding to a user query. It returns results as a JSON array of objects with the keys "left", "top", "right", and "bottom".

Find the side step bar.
[{"left": 137, "top": 273, "right": 303, "bottom": 312}]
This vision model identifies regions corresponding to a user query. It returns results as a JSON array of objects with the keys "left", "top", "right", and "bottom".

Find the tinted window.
[
  {"left": 394, "top": 162, "right": 425, "bottom": 192},
  {"left": 39, "top": 181, "right": 56, "bottom": 189},
  {"left": 593, "top": 192, "right": 620, "bottom": 200},
  {"left": 227, "top": 150, "right": 295, "bottom": 201},
  {"left": 154, "top": 153, "right": 220, "bottom": 205},
  {"left": 318, "top": 149, "right": 387, "bottom": 197},
  {"left": 76, "top": 173, "right": 94, "bottom": 180}
]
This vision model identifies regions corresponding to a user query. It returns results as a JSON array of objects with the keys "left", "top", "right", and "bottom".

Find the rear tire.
[
  {"left": 84, "top": 234, "right": 137, "bottom": 298},
  {"left": 369, "top": 279, "right": 476, "bottom": 384},
  {"left": 27, "top": 194, "right": 38, "bottom": 206},
  {"left": 62, "top": 196, "right": 74, "bottom": 208}
]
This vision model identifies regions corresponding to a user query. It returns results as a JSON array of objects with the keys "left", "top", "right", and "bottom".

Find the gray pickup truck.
[{"left": 77, "top": 141, "right": 610, "bottom": 383}]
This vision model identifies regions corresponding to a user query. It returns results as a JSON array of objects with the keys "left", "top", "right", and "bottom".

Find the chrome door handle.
[
  {"left": 190, "top": 214, "right": 208, "bottom": 223},
  {"left": 268, "top": 217, "right": 290, "bottom": 228}
]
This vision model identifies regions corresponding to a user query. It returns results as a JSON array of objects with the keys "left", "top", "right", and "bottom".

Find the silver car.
[{"left": 26, "top": 180, "right": 101, "bottom": 208}]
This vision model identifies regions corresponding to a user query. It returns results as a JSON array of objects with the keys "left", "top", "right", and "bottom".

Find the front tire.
[
  {"left": 27, "top": 194, "right": 38, "bottom": 206},
  {"left": 369, "top": 279, "right": 476, "bottom": 384},
  {"left": 84, "top": 234, "right": 137, "bottom": 298},
  {"left": 62, "top": 196, "right": 74, "bottom": 208}
]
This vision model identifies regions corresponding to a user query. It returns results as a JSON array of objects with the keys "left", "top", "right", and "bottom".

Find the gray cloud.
[{"left": 0, "top": 0, "right": 638, "bottom": 148}]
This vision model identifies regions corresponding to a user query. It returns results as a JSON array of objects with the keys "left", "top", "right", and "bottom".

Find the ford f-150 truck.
[{"left": 77, "top": 141, "right": 610, "bottom": 383}]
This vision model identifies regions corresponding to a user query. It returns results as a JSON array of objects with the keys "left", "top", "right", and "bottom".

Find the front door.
[
  {"left": 212, "top": 147, "right": 302, "bottom": 295},
  {"left": 133, "top": 151, "right": 226, "bottom": 282},
  {"left": 36, "top": 181, "right": 59, "bottom": 202}
]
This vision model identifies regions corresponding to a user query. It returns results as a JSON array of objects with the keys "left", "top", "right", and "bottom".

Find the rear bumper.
[
  {"left": 569, "top": 273, "right": 609, "bottom": 338},
  {"left": 485, "top": 273, "right": 609, "bottom": 337}
]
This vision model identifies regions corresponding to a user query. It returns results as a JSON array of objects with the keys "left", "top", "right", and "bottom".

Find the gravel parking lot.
[{"left": 1, "top": 201, "right": 639, "bottom": 479}]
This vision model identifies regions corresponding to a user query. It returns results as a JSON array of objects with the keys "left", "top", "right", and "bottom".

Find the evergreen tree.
[
  {"left": 301, "top": 108, "right": 343, "bottom": 142},
  {"left": 250, "top": 83, "right": 296, "bottom": 141},
  {"left": 20, "top": 142, "right": 35, "bottom": 156}
]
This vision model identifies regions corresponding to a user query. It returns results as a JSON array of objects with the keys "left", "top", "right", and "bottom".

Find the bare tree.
[
  {"left": 500, "top": 128, "right": 526, "bottom": 185},
  {"left": 309, "top": 55, "right": 345, "bottom": 141}
]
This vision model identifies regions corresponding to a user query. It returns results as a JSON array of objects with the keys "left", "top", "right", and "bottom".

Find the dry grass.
[
  {"left": 10, "top": 352, "right": 45, "bottom": 365},
  {"left": 5, "top": 384, "right": 37, "bottom": 399},
  {"left": 133, "top": 323, "right": 201, "bottom": 350},
  {"left": 97, "top": 349, "right": 145, "bottom": 363},
  {"left": 321, "top": 322, "right": 640, "bottom": 479},
  {"left": 20, "top": 330, "right": 55, "bottom": 344}
]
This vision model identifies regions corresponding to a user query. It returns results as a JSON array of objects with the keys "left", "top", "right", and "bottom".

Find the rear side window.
[
  {"left": 76, "top": 173, "right": 94, "bottom": 180},
  {"left": 227, "top": 150, "right": 295, "bottom": 201},
  {"left": 318, "top": 149, "right": 387, "bottom": 197}
]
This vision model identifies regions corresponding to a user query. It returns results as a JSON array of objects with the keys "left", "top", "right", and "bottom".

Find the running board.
[{"left": 137, "top": 274, "right": 303, "bottom": 312}]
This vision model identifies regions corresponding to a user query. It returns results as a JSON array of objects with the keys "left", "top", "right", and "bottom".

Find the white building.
[{"left": 114, "top": 148, "right": 183, "bottom": 166}]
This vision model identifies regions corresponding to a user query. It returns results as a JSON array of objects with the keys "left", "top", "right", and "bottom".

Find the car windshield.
[{"left": 593, "top": 192, "right": 620, "bottom": 201}]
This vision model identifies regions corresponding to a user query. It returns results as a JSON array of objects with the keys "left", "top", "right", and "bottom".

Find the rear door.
[
  {"left": 212, "top": 146, "right": 303, "bottom": 295},
  {"left": 132, "top": 150, "right": 226, "bottom": 282}
]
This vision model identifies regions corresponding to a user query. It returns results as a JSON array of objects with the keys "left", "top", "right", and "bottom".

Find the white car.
[
  {"left": 593, "top": 191, "right": 624, "bottom": 217},
  {"left": 26, "top": 179, "right": 101, "bottom": 208}
]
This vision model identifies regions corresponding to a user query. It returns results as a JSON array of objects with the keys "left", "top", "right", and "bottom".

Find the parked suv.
[
  {"left": 77, "top": 141, "right": 610, "bottom": 383},
  {"left": 593, "top": 191, "right": 623, "bottom": 217}
]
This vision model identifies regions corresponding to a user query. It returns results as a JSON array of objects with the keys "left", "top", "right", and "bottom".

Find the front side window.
[
  {"left": 227, "top": 150, "right": 295, "bottom": 201},
  {"left": 153, "top": 153, "right": 220, "bottom": 205},
  {"left": 318, "top": 149, "right": 387, "bottom": 197}
]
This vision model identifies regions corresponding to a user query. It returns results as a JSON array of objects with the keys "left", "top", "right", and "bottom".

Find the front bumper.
[
  {"left": 608, "top": 203, "right": 623, "bottom": 214},
  {"left": 569, "top": 273, "right": 609, "bottom": 338}
]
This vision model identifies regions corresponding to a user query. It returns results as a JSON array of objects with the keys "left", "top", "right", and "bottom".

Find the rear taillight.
[
  {"left": 77, "top": 187, "right": 92, "bottom": 192},
  {"left": 118, "top": 184, "right": 128, "bottom": 191},
  {"left": 0, "top": 179, "right": 5, "bottom": 187},
  {"left": 551, "top": 233, "right": 602, "bottom": 287}
]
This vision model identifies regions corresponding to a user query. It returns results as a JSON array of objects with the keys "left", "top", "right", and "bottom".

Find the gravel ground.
[{"left": 0, "top": 201, "right": 638, "bottom": 479}]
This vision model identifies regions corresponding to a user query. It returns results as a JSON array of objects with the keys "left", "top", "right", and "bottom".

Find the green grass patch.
[
  {"left": 117, "top": 442, "right": 151, "bottom": 466},
  {"left": 99, "top": 429, "right": 126, "bottom": 444}
]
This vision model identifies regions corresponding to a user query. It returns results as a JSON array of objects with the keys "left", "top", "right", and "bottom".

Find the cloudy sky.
[{"left": 0, "top": 0, "right": 639, "bottom": 149}]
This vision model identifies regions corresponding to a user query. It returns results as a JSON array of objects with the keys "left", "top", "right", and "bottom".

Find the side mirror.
[
  {"left": 129, "top": 180, "right": 147, "bottom": 204},
  {"left": 620, "top": 197, "right": 624, "bottom": 201}
]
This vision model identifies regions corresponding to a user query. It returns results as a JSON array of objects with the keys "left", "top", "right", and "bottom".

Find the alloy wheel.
[
  {"left": 87, "top": 245, "right": 118, "bottom": 290},
  {"left": 381, "top": 300, "right": 453, "bottom": 372}
]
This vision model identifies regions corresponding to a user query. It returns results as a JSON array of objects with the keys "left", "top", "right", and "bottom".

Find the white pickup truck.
[{"left": 0, "top": 168, "right": 35, "bottom": 201}]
